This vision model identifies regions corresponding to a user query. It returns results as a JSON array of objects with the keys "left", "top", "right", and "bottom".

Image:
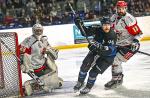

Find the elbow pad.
[{"left": 125, "top": 22, "right": 141, "bottom": 36}]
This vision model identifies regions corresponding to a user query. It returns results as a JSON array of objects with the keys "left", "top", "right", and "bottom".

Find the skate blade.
[
  {"left": 73, "top": 84, "right": 85, "bottom": 93},
  {"left": 104, "top": 84, "right": 122, "bottom": 90},
  {"left": 74, "top": 89, "right": 79, "bottom": 93},
  {"left": 79, "top": 93, "right": 88, "bottom": 95}
]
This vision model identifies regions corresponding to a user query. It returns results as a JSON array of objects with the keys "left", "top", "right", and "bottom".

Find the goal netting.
[{"left": 0, "top": 32, "right": 23, "bottom": 98}]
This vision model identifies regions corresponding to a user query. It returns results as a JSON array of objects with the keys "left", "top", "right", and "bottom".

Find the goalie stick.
[{"left": 0, "top": 38, "right": 44, "bottom": 86}]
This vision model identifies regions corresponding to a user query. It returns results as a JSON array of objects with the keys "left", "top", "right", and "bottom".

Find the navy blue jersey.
[{"left": 80, "top": 25, "right": 117, "bottom": 57}]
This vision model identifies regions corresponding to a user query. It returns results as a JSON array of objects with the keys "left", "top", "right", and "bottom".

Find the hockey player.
[
  {"left": 104, "top": 1, "right": 143, "bottom": 89},
  {"left": 73, "top": 16, "right": 117, "bottom": 94},
  {"left": 20, "top": 23, "right": 63, "bottom": 96}
]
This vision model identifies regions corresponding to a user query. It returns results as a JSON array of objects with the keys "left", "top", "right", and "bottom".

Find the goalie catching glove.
[{"left": 44, "top": 47, "right": 59, "bottom": 60}]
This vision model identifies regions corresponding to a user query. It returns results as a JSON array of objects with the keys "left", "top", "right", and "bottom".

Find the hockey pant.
[
  {"left": 112, "top": 45, "right": 139, "bottom": 77},
  {"left": 21, "top": 53, "right": 63, "bottom": 95},
  {"left": 77, "top": 51, "right": 99, "bottom": 83},
  {"left": 78, "top": 51, "right": 114, "bottom": 84},
  {"left": 84, "top": 56, "right": 115, "bottom": 88}
]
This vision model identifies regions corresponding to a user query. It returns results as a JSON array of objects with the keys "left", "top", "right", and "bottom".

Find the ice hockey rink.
[{"left": 24, "top": 41, "right": 150, "bottom": 98}]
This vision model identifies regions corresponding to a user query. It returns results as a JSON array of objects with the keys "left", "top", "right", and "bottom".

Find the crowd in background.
[{"left": 0, "top": 0, "right": 150, "bottom": 29}]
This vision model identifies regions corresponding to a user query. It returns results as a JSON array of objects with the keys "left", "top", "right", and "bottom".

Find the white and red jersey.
[
  {"left": 111, "top": 12, "right": 142, "bottom": 46},
  {"left": 20, "top": 35, "right": 50, "bottom": 69}
]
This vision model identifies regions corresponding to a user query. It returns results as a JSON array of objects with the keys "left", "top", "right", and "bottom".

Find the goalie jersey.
[{"left": 20, "top": 35, "right": 50, "bottom": 70}]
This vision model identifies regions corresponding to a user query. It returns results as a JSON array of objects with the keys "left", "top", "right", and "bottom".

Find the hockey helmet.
[
  {"left": 32, "top": 23, "right": 43, "bottom": 36},
  {"left": 116, "top": 1, "right": 127, "bottom": 7},
  {"left": 101, "top": 16, "right": 111, "bottom": 25}
]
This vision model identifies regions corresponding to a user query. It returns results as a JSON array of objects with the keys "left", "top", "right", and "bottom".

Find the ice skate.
[
  {"left": 80, "top": 86, "right": 91, "bottom": 94},
  {"left": 73, "top": 81, "right": 84, "bottom": 92},
  {"left": 105, "top": 73, "right": 124, "bottom": 90}
]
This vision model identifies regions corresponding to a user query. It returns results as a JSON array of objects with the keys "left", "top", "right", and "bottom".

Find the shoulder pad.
[
  {"left": 41, "top": 36, "right": 48, "bottom": 40},
  {"left": 110, "top": 14, "right": 117, "bottom": 22},
  {"left": 40, "top": 36, "right": 48, "bottom": 42},
  {"left": 124, "top": 13, "right": 136, "bottom": 26}
]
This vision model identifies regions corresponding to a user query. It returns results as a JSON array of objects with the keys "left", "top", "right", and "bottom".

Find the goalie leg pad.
[
  {"left": 24, "top": 79, "right": 43, "bottom": 96},
  {"left": 46, "top": 56, "right": 58, "bottom": 73},
  {"left": 24, "top": 80, "right": 33, "bottom": 96},
  {"left": 40, "top": 72, "right": 63, "bottom": 92}
]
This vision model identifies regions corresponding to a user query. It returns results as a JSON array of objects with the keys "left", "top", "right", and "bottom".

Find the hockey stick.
[
  {"left": 117, "top": 45, "right": 150, "bottom": 56},
  {"left": 137, "top": 51, "right": 150, "bottom": 56},
  {"left": 67, "top": 1, "right": 92, "bottom": 44},
  {"left": 0, "top": 39, "right": 44, "bottom": 86}
]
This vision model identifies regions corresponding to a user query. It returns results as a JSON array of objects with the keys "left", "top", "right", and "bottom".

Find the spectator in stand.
[
  {"left": 0, "top": 8, "right": 4, "bottom": 23},
  {"left": 26, "top": 0, "right": 36, "bottom": 16},
  {"left": 21, "top": 0, "right": 27, "bottom": 7},
  {"left": 4, "top": 11, "right": 14, "bottom": 26},
  {"left": 7, "top": 5, "right": 17, "bottom": 18},
  {"left": 24, "top": 14, "right": 32, "bottom": 27},
  {"left": 92, "top": 14, "right": 99, "bottom": 21},
  {"left": 13, "top": 0, "right": 22, "bottom": 9},
  {"left": 6, "top": 0, "right": 13, "bottom": 9},
  {"left": 62, "top": 11, "right": 72, "bottom": 24},
  {"left": 1, "top": 0, "right": 150, "bottom": 29},
  {"left": 145, "top": 3, "right": 150, "bottom": 15},
  {"left": 41, "top": 14, "right": 52, "bottom": 26}
]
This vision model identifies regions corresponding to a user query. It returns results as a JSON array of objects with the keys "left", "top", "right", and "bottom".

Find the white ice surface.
[{"left": 24, "top": 41, "right": 150, "bottom": 98}]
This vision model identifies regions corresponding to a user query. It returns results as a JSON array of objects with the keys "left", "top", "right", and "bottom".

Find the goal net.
[{"left": 0, "top": 32, "right": 23, "bottom": 98}]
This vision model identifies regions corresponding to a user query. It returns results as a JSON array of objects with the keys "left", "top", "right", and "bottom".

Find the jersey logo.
[{"left": 102, "top": 40, "right": 114, "bottom": 44}]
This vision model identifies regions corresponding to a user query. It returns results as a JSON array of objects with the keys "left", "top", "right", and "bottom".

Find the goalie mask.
[{"left": 32, "top": 23, "right": 43, "bottom": 36}]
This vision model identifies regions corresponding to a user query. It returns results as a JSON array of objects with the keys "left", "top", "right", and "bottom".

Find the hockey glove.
[
  {"left": 131, "top": 39, "right": 140, "bottom": 52},
  {"left": 45, "top": 47, "right": 59, "bottom": 60},
  {"left": 74, "top": 17, "right": 83, "bottom": 27},
  {"left": 88, "top": 42, "right": 102, "bottom": 52}
]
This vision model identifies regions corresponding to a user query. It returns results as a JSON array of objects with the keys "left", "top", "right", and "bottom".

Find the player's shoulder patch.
[
  {"left": 111, "top": 14, "right": 117, "bottom": 22},
  {"left": 124, "top": 12, "right": 136, "bottom": 26},
  {"left": 41, "top": 35, "right": 48, "bottom": 41}
]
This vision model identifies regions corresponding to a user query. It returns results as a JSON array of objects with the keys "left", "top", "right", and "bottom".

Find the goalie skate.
[{"left": 24, "top": 80, "right": 43, "bottom": 96}]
